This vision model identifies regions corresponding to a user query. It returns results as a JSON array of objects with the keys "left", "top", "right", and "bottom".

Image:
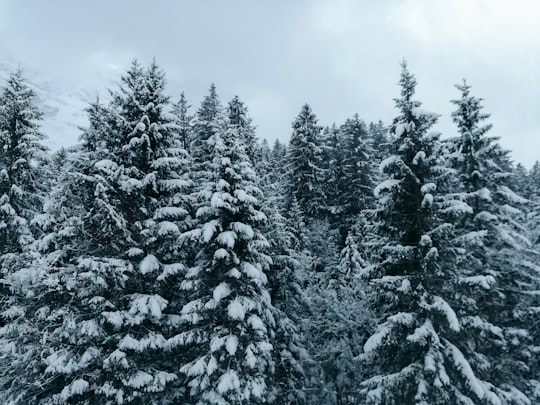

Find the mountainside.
[{"left": 0, "top": 61, "right": 91, "bottom": 150}]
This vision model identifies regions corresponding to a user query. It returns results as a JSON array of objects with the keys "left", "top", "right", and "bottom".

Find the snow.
[
  {"left": 499, "top": 185, "right": 528, "bottom": 204},
  {"left": 212, "top": 282, "right": 231, "bottom": 303},
  {"left": 394, "top": 123, "right": 406, "bottom": 137},
  {"left": 119, "top": 335, "right": 140, "bottom": 351},
  {"left": 231, "top": 222, "right": 254, "bottom": 239},
  {"left": 248, "top": 314, "right": 266, "bottom": 332},
  {"left": 234, "top": 189, "right": 257, "bottom": 204},
  {"left": 126, "top": 371, "right": 153, "bottom": 389},
  {"left": 228, "top": 299, "right": 246, "bottom": 321},
  {"left": 127, "top": 247, "right": 144, "bottom": 257},
  {"left": 217, "top": 231, "right": 236, "bottom": 248},
  {"left": 364, "top": 322, "right": 391, "bottom": 353},
  {"left": 374, "top": 179, "right": 401, "bottom": 198},
  {"left": 214, "top": 248, "right": 230, "bottom": 260},
  {"left": 421, "top": 193, "right": 433, "bottom": 207},
  {"left": 412, "top": 151, "right": 426, "bottom": 165},
  {"left": 59, "top": 379, "right": 89, "bottom": 401},
  {"left": 140, "top": 254, "right": 160, "bottom": 274},
  {"left": 129, "top": 294, "right": 168, "bottom": 318},
  {"left": 157, "top": 221, "right": 179, "bottom": 236},
  {"left": 379, "top": 155, "right": 399, "bottom": 173},
  {"left": 225, "top": 335, "right": 238, "bottom": 355},
  {"left": 201, "top": 219, "right": 219, "bottom": 242},
  {"left": 155, "top": 206, "right": 188, "bottom": 219},
  {"left": 94, "top": 159, "right": 117, "bottom": 171},
  {"left": 217, "top": 370, "right": 240, "bottom": 394},
  {"left": 421, "top": 182, "right": 436, "bottom": 194},
  {"left": 420, "top": 296, "right": 460, "bottom": 332},
  {"left": 460, "top": 275, "right": 496, "bottom": 289},
  {"left": 475, "top": 211, "right": 497, "bottom": 223},
  {"left": 445, "top": 340, "right": 489, "bottom": 401},
  {"left": 476, "top": 187, "right": 492, "bottom": 201}
]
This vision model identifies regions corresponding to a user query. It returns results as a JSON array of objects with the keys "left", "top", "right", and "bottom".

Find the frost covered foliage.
[
  {"left": 177, "top": 120, "right": 277, "bottom": 404},
  {"left": 0, "top": 59, "right": 538, "bottom": 405},
  {"left": 305, "top": 233, "right": 371, "bottom": 405},
  {"left": 359, "top": 63, "right": 528, "bottom": 404}
]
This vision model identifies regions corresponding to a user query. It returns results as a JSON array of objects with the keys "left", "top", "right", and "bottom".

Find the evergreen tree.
[
  {"left": 227, "top": 95, "right": 258, "bottom": 164},
  {"left": 171, "top": 91, "right": 193, "bottom": 153},
  {"left": 1, "top": 60, "right": 191, "bottom": 404},
  {"left": 306, "top": 233, "right": 370, "bottom": 405},
  {"left": 191, "top": 83, "right": 225, "bottom": 176},
  {"left": 339, "top": 114, "right": 375, "bottom": 220},
  {"left": 177, "top": 119, "right": 276, "bottom": 404},
  {"left": 359, "top": 63, "right": 527, "bottom": 404},
  {"left": 0, "top": 68, "right": 49, "bottom": 258},
  {"left": 287, "top": 104, "right": 326, "bottom": 218},
  {"left": 448, "top": 80, "right": 537, "bottom": 402}
]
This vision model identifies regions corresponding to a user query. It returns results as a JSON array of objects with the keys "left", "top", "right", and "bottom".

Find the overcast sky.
[{"left": 1, "top": 0, "right": 538, "bottom": 167}]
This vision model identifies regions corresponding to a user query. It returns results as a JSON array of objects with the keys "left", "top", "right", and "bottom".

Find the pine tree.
[
  {"left": 227, "top": 95, "right": 258, "bottom": 164},
  {"left": 177, "top": 118, "right": 276, "bottom": 404},
  {"left": 171, "top": 91, "right": 193, "bottom": 153},
  {"left": 1, "top": 60, "right": 191, "bottom": 404},
  {"left": 0, "top": 68, "right": 50, "bottom": 402},
  {"left": 358, "top": 63, "right": 527, "bottom": 404},
  {"left": 191, "top": 84, "right": 225, "bottom": 176},
  {"left": 448, "top": 80, "right": 537, "bottom": 402},
  {"left": 339, "top": 114, "right": 376, "bottom": 220},
  {"left": 0, "top": 68, "right": 49, "bottom": 258},
  {"left": 306, "top": 233, "right": 370, "bottom": 404},
  {"left": 287, "top": 104, "right": 326, "bottom": 218}
]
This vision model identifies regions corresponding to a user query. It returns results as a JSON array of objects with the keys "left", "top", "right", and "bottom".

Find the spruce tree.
[
  {"left": 0, "top": 68, "right": 49, "bottom": 259},
  {"left": 227, "top": 95, "right": 258, "bottom": 164},
  {"left": 171, "top": 91, "right": 193, "bottom": 153},
  {"left": 339, "top": 114, "right": 375, "bottom": 221},
  {"left": 177, "top": 116, "right": 276, "bottom": 404},
  {"left": 448, "top": 80, "right": 537, "bottom": 402},
  {"left": 287, "top": 104, "right": 325, "bottom": 218},
  {"left": 359, "top": 63, "right": 527, "bottom": 404},
  {"left": 1, "top": 60, "right": 191, "bottom": 404}
]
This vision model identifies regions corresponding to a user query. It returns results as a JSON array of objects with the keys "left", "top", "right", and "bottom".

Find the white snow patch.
[
  {"left": 379, "top": 155, "right": 399, "bottom": 173},
  {"left": 412, "top": 151, "right": 426, "bottom": 165},
  {"left": 213, "top": 282, "right": 231, "bottom": 303},
  {"left": 157, "top": 221, "right": 180, "bottom": 236},
  {"left": 374, "top": 179, "right": 401, "bottom": 198},
  {"left": 228, "top": 299, "right": 246, "bottom": 320},
  {"left": 225, "top": 335, "right": 238, "bottom": 355},
  {"left": 460, "top": 275, "right": 496, "bottom": 289},
  {"left": 140, "top": 254, "right": 160, "bottom": 274},
  {"left": 217, "top": 231, "right": 236, "bottom": 248},
  {"left": 217, "top": 370, "right": 240, "bottom": 394}
]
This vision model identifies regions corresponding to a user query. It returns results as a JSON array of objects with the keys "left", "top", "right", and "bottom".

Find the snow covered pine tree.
[{"left": 358, "top": 63, "right": 530, "bottom": 404}]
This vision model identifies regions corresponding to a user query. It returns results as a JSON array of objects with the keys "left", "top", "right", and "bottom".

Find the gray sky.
[{"left": 1, "top": 0, "right": 538, "bottom": 167}]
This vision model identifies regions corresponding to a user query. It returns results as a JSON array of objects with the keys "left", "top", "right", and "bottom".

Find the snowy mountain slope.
[{"left": 0, "top": 61, "right": 92, "bottom": 151}]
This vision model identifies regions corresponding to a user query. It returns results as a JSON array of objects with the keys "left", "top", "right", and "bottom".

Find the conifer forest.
[{"left": 0, "top": 59, "right": 539, "bottom": 405}]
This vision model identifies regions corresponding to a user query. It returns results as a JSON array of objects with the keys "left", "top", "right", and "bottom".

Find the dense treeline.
[{"left": 0, "top": 60, "right": 538, "bottom": 404}]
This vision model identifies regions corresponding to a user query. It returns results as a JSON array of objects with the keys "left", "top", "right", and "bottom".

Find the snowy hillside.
[{"left": 0, "top": 61, "right": 91, "bottom": 150}]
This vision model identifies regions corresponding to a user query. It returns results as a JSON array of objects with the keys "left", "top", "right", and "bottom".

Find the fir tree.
[
  {"left": 177, "top": 118, "right": 276, "bottom": 404},
  {"left": 448, "top": 80, "right": 537, "bottom": 402},
  {"left": 0, "top": 68, "right": 49, "bottom": 257},
  {"left": 227, "top": 95, "right": 258, "bottom": 164},
  {"left": 171, "top": 91, "right": 193, "bottom": 153},
  {"left": 359, "top": 63, "right": 527, "bottom": 404},
  {"left": 287, "top": 104, "right": 326, "bottom": 218},
  {"left": 1, "top": 60, "right": 191, "bottom": 404}
]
